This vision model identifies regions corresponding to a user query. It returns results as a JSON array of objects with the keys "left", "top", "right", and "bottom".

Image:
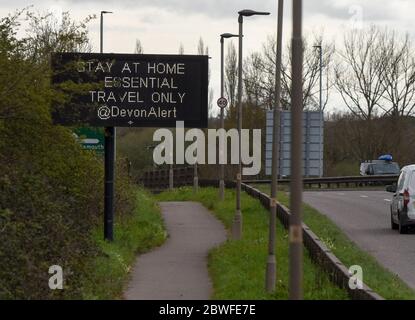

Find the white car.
[{"left": 386, "top": 165, "right": 415, "bottom": 234}]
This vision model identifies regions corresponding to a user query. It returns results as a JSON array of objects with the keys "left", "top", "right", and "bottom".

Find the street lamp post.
[
  {"left": 313, "top": 45, "right": 323, "bottom": 113},
  {"left": 313, "top": 44, "right": 323, "bottom": 178},
  {"left": 266, "top": 0, "right": 284, "bottom": 293},
  {"left": 219, "top": 33, "right": 239, "bottom": 201},
  {"left": 290, "top": 0, "right": 303, "bottom": 300},
  {"left": 232, "top": 9, "right": 270, "bottom": 240},
  {"left": 100, "top": 11, "right": 112, "bottom": 52},
  {"left": 101, "top": 10, "right": 115, "bottom": 242}
]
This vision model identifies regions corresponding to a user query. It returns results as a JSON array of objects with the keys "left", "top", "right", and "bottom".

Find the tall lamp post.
[
  {"left": 232, "top": 9, "right": 270, "bottom": 240},
  {"left": 313, "top": 45, "right": 323, "bottom": 112},
  {"left": 290, "top": 0, "right": 303, "bottom": 300},
  {"left": 101, "top": 10, "right": 115, "bottom": 242},
  {"left": 313, "top": 44, "right": 323, "bottom": 178},
  {"left": 219, "top": 33, "right": 239, "bottom": 201},
  {"left": 266, "top": 0, "right": 284, "bottom": 293}
]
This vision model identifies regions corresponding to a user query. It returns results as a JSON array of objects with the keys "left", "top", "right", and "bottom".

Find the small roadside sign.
[
  {"left": 217, "top": 97, "right": 228, "bottom": 109},
  {"left": 73, "top": 127, "right": 105, "bottom": 156}
]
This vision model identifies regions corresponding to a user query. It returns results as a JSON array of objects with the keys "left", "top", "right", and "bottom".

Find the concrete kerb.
[{"left": 238, "top": 182, "right": 384, "bottom": 300}]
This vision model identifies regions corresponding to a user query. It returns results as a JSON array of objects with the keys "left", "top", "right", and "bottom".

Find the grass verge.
[
  {"left": 81, "top": 187, "right": 166, "bottom": 299},
  {"left": 156, "top": 187, "right": 349, "bottom": 300},
  {"left": 252, "top": 184, "right": 415, "bottom": 300}
]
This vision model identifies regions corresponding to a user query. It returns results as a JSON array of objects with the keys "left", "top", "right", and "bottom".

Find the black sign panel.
[{"left": 51, "top": 53, "right": 208, "bottom": 127}]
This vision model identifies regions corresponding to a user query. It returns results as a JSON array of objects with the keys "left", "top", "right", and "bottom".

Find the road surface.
[
  {"left": 303, "top": 190, "right": 415, "bottom": 290},
  {"left": 124, "top": 201, "right": 227, "bottom": 300}
]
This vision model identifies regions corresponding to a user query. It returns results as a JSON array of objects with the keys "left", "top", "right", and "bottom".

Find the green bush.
[
  {"left": 81, "top": 188, "right": 166, "bottom": 299},
  {"left": 0, "top": 119, "right": 101, "bottom": 298},
  {"left": 0, "top": 10, "right": 136, "bottom": 299}
]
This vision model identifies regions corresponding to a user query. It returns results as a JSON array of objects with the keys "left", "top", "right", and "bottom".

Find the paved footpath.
[{"left": 124, "top": 201, "right": 227, "bottom": 300}]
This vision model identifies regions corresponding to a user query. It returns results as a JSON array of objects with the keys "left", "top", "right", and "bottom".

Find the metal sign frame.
[{"left": 265, "top": 110, "right": 323, "bottom": 177}]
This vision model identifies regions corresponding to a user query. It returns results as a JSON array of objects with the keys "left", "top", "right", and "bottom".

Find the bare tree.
[
  {"left": 178, "top": 43, "right": 184, "bottom": 54},
  {"left": 134, "top": 39, "right": 143, "bottom": 54},
  {"left": 197, "top": 37, "right": 207, "bottom": 56},
  {"left": 243, "top": 52, "right": 267, "bottom": 107},
  {"left": 380, "top": 31, "right": 415, "bottom": 117},
  {"left": 197, "top": 37, "right": 213, "bottom": 114},
  {"left": 225, "top": 41, "right": 238, "bottom": 108},
  {"left": 262, "top": 34, "right": 334, "bottom": 110},
  {"left": 335, "top": 26, "right": 387, "bottom": 120}
]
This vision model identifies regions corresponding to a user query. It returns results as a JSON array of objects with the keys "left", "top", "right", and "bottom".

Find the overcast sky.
[{"left": 1, "top": 0, "right": 415, "bottom": 114}]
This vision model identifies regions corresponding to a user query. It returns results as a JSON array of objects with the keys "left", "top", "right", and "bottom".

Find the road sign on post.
[
  {"left": 51, "top": 53, "right": 209, "bottom": 128},
  {"left": 217, "top": 97, "right": 228, "bottom": 109},
  {"left": 51, "top": 52, "right": 209, "bottom": 242},
  {"left": 73, "top": 127, "right": 105, "bottom": 156}
]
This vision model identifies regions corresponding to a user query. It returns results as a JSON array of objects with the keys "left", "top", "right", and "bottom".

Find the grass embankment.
[
  {"left": 81, "top": 188, "right": 166, "bottom": 299},
  {"left": 252, "top": 184, "right": 415, "bottom": 300},
  {"left": 157, "top": 187, "right": 349, "bottom": 300}
]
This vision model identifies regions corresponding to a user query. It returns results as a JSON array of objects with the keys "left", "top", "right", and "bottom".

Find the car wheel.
[{"left": 391, "top": 213, "right": 398, "bottom": 230}]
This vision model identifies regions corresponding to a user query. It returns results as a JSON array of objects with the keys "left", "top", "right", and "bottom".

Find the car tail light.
[{"left": 403, "top": 189, "right": 410, "bottom": 208}]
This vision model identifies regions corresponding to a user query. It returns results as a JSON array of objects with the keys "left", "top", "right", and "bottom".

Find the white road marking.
[
  {"left": 384, "top": 199, "right": 391, "bottom": 202},
  {"left": 360, "top": 195, "right": 368, "bottom": 198}
]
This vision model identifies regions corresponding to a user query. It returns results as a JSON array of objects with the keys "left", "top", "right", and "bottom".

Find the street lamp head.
[
  {"left": 313, "top": 45, "right": 322, "bottom": 48},
  {"left": 101, "top": 11, "right": 113, "bottom": 14},
  {"left": 221, "top": 33, "right": 239, "bottom": 39},
  {"left": 238, "top": 9, "right": 270, "bottom": 17}
]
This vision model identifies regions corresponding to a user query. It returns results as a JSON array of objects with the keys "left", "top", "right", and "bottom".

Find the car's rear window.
[
  {"left": 372, "top": 163, "right": 400, "bottom": 175},
  {"left": 397, "top": 171, "right": 406, "bottom": 191},
  {"left": 408, "top": 171, "right": 415, "bottom": 192}
]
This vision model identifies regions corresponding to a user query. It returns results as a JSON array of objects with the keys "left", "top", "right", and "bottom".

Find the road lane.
[{"left": 303, "top": 191, "right": 415, "bottom": 290}]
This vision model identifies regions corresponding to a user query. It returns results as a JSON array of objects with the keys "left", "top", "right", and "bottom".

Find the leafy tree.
[{"left": 0, "top": 9, "right": 134, "bottom": 299}]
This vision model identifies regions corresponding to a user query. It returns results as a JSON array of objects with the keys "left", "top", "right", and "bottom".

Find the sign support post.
[
  {"left": 219, "top": 33, "right": 238, "bottom": 201},
  {"left": 51, "top": 50, "right": 208, "bottom": 243},
  {"left": 104, "top": 126, "right": 115, "bottom": 241},
  {"left": 219, "top": 35, "right": 226, "bottom": 201},
  {"left": 169, "top": 163, "right": 174, "bottom": 190}
]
